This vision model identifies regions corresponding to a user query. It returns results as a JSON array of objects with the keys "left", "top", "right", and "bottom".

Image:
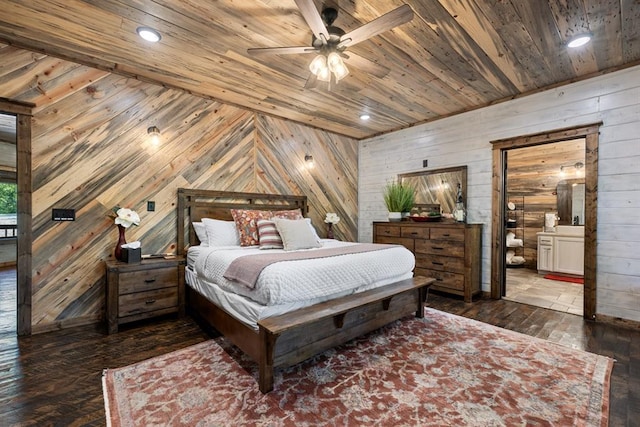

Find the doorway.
[
  {"left": 0, "top": 99, "right": 33, "bottom": 336},
  {"left": 502, "top": 140, "right": 585, "bottom": 315},
  {"left": 490, "top": 123, "right": 601, "bottom": 321},
  {"left": 0, "top": 112, "right": 17, "bottom": 333}
]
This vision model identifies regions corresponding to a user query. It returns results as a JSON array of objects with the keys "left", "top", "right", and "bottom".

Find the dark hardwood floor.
[{"left": 0, "top": 267, "right": 638, "bottom": 426}]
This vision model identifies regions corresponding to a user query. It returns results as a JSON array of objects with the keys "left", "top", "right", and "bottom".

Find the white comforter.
[{"left": 193, "top": 240, "right": 415, "bottom": 306}]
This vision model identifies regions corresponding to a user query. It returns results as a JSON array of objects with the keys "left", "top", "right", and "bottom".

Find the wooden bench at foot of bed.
[
  {"left": 188, "top": 276, "right": 433, "bottom": 393},
  {"left": 257, "top": 275, "right": 434, "bottom": 392}
]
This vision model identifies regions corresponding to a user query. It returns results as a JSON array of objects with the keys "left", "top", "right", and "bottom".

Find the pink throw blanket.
[{"left": 224, "top": 243, "right": 398, "bottom": 289}]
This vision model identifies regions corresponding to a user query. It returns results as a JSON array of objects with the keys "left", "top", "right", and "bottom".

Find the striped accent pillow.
[{"left": 256, "top": 219, "right": 284, "bottom": 249}]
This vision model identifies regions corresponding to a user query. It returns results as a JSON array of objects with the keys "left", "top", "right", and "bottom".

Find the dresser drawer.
[
  {"left": 118, "top": 287, "right": 179, "bottom": 317},
  {"left": 430, "top": 227, "right": 465, "bottom": 242},
  {"left": 375, "top": 236, "right": 415, "bottom": 251},
  {"left": 400, "top": 226, "right": 430, "bottom": 240},
  {"left": 416, "top": 253, "right": 465, "bottom": 274},
  {"left": 415, "top": 268, "right": 465, "bottom": 291},
  {"left": 415, "top": 239, "right": 464, "bottom": 258},
  {"left": 118, "top": 267, "right": 178, "bottom": 295},
  {"left": 375, "top": 224, "right": 401, "bottom": 237}
]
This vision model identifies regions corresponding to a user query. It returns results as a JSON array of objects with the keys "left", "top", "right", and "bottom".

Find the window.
[{"left": 0, "top": 182, "right": 17, "bottom": 239}]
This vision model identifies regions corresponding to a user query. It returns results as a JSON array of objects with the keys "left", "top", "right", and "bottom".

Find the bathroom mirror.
[
  {"left": 398, "top": 166, "right": 467, "bottom": 214},
  {"left": 556, "top": 179, "right": 585, "bottom": 225}
]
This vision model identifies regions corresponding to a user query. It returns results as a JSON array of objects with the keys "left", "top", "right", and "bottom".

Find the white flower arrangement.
[
  {"left": 324, "top": 212, "right": 340, "bottom": 224},
  {"left": 113, "top": 207, "right": 140, "bottom": 228}
]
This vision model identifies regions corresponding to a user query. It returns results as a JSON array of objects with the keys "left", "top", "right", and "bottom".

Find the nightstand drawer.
[
  {"left": 118, "top": 267, "right": 178, "bottom": 294},
  {"left": 105, "top": 257, "right": 186, "bottom": 334},
  {"left": 118, "top": 287, "right": 179, "bottom": 317}
]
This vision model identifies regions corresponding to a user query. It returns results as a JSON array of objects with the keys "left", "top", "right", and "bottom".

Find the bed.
[{"left": 177, "top": 188, "right": 434, "bottom": 392}]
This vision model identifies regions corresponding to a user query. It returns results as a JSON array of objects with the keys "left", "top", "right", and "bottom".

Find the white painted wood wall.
[{"left": 359, "top": 65, "right": 640, "bottom": 323}]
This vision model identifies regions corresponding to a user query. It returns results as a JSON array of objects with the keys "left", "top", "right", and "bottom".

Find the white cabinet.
[
  {"left": 554, "top": 236, "right": 584, "bottom": 275},
  {"left": 537, "top": 235, "right": 554, "bottom": 271},
  {"left": 536, "top": 229, "right": 584, "bottom": 276}
]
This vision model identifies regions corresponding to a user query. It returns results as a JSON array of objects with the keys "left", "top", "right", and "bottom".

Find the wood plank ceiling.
[{"left": 0, "top": 0, "right": 638, "bottom": 139}]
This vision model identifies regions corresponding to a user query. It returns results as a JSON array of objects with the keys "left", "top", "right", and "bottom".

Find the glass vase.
[{"left": 114, "top": 224, "right": 127, "bottom": 261}]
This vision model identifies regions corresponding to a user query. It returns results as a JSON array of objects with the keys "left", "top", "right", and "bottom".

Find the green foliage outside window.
[{"left": 0, "top": 183, "right": 17, "bottom": 214}]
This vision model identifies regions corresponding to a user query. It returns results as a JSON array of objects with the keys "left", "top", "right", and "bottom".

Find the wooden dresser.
[
  {"left": 373, "top": 221, "right": 482, "bottom": 302},
  {"left": 105, "top": 257, "right": 185, "bottom": 334}
]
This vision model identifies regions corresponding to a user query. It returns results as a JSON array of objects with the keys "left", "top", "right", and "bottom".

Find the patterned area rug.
[{"left": 103, "top": 308, "right": 612, "bottom": 426}]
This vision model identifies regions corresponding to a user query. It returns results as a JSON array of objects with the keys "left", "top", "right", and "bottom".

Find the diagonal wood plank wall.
[{"left": 0, "top": 44, "right": 358, "bottom": 333}]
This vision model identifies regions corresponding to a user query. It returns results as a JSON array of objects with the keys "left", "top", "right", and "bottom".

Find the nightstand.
[{"left": 105, "top": 256, "right": 185, "bottom": 334}]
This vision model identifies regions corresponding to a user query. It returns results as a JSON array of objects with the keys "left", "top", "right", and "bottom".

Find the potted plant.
[{"left": 383, "top": 181, "right": 415, "bottom": 222}]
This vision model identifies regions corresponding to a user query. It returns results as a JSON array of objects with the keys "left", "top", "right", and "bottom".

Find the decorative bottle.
[{"left": 453, "top": 183, "right": 466, "bottom": 223}]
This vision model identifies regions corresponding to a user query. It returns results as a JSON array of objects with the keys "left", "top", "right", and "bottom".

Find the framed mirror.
[
  {"left": 398, "top": 166, "right": 467, "bottom": 215},
  {"left": 556, "top": 179, "right": 585, "bottom": 225}
]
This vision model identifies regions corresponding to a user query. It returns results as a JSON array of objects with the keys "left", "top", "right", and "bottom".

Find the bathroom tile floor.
[{"left": 504, "top": 267, "right": 584, "bottom": 316}]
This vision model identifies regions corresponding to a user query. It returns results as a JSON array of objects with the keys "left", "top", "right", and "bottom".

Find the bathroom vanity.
[{"left": 537, "top": 225, "right": 584, "bottom": 276}]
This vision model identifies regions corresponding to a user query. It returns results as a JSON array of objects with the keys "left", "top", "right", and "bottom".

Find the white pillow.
[
  {"left": 201, "top": 218, "right": 241, "bottom": 247},
  {"left": 192, "top": 222, "right": 209, "bottom": 246},
  {"left": 305, "top": 218, "right": 321, "bottom": 241},
  {"left": 274, "top": 218, "right": 321, "bottom": 251}
]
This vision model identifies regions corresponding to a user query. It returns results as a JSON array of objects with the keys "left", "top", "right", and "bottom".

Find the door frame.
[
  {"left": 490, "top": 123, "right": 601, "bottom": 320},
  {"left": 1, "top": 98, "right": 33, "bottom": 336}
]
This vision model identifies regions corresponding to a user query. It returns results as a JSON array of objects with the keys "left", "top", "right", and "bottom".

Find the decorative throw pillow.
[
  {"left": 231, "top": 208, "right": 303, "bottom": 246},
  {"left": 274, "top": 218, "right": 321, "bottom": 251},
  {"left": 192, "top": 222, "right": 209, "bottom": 246},
  {"left": 256, "top": 219, "right": 284, "bottom": 249},
  {"left": 201, "top": 218, "right": 241, "bottom": 247},
  {"left": 230, "top": 209, "right": 273, "bottom": 246},
  {"left": 272, "top": 209, "right": 304, "bottom": 220}
]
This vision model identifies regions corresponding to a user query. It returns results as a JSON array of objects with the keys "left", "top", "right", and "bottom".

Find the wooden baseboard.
[{"left": 596, "top": 313, "right": 640, "bottom": 331}]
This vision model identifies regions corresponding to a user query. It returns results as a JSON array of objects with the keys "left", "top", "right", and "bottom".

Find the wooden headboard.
[{"left": 177, "top": 189, "right": 308, "bottom": 255}]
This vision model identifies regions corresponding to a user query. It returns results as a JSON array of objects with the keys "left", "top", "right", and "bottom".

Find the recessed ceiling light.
[
  {"left": 567, "top": 32, "right": 592, "bottom": 48},
  {"left": 360, "top": 114, "right": 370, "bottom": 120},
  {"left": 136, "top": 27, "right": 161, "bottom": 43}
]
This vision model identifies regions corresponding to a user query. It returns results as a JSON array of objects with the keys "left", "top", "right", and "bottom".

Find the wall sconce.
[
  {"left": 304, "top": 154, "right": 314, "bottom": 168},
  {"left": 560, "top": 161, "right": 584, "bottom": 177},
  {"left": 147, "top": 126, "right": 161, "bottom": 145}
]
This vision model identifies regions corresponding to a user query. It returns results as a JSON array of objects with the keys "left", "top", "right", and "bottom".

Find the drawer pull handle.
[
  {"left": 410, "top": 232, "right": 418, "bottom": 235},
  {"left": 442, "top": 233, "right": 450, "bottom": 237},
  {"left": 432, "top": 247, "right": 444, "bottom": 250},
  {"left": 432, "top": 261, "right": 444, "bottom": 266},
  {"left": 436, "top": 277, "right": 443, "bottom": 282},
  {"left": 145, "top": 299, "right": 156, "bottom": 305},
  {"left": 144, "top": 279, "right": 156, "bottom": 283}
]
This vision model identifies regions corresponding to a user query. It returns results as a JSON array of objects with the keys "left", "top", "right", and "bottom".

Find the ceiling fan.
[{"left": 247, "top": 0, "right": 414, "bottom": 86}]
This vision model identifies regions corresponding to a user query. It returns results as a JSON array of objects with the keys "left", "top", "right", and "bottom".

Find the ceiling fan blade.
[
  {"left": 343, "top": 52, "right": 390, "bottom": 78},
  {"left": 247, "top": 46, "right": 317, "bottom": 55},
  {"left": 294, "top": 0, "right": 330, "bottom": 42},
  {"left": 339, "top": 4, "right": 414, "bottom": 48}
]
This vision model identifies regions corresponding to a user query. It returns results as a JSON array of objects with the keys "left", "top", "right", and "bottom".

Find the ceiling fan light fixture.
[
  {"left": 333, "top": 62, "right": 349, "bottom": 81},
  {"left": 327, "top": 52, "right": 343, "bottom": 71},
  {"left": 567, "top": 32, "right": 592, "bottom": 48},
  {"left": 317, "top": 66, "right": 332, "bottom": 82},
  {"left": 309, "top": 54, "right": 327, "bottom": 75}
]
